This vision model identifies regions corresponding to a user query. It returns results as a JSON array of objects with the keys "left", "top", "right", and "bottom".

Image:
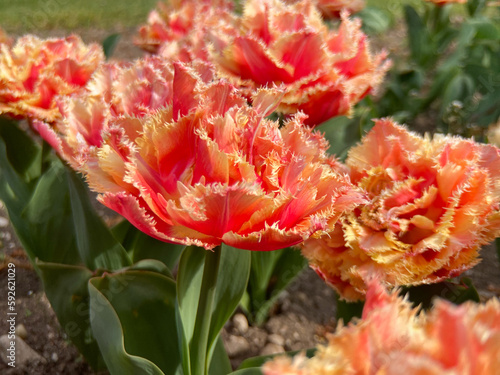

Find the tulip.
[
  {"left": 39, "top": 60, "right": 365, "bottom": 251},
  {"left": 209, "top": 0, "right": 390, "bottom": 127},
  {"left": 263, "top": 279, "right": 500, "bottom": 374},
  {"left": 0, "top": 35, "right": 104, "bottom": 122},
  {"left": 302, "top": 119, "right": 500, "bottom": 300}
]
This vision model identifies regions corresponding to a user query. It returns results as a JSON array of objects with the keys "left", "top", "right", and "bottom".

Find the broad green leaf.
[
  {"left": 238, "top": 348, "right": 316, "bottom": 369},
  {"left": 176, "top": 246, "right": 206, "bottom": 375},
  {"left": 112, "top": 220, "right": 184, "bottom": 272},
  {"left": 208, "top": 336, "right": 232, "bottom": 375},
  {"left": 24, "top": 162, "right": 80, "bottom": 265},
  {"left": 208, "top": 244, "right": 251, "bottom": 355},
  {"left": 128, "top": 259, "right": 174, "bottom": 279},
  {"left": 336, "top": 295, "right": 364, "bottom": 324},
  {"left": 403, "top": 278, "right": 480, "bottom": 310},
  {"left": 37, "top": 261, "right": 105, "bottom": 371},
  {"left": 89, "top": 270, "right": 182, "bottom": 375},
  {"left": 102, "top": 33, "right": 121, "bottom": 60},
  {"left": 67, "top": 169, "right": 131, "bottom": 271}
]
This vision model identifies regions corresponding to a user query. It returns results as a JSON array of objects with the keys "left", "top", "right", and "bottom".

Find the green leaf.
[
  {"left": 402, "top": 278, "right": 480, "bottom": 310},
  {"left": 247, "top": 248, "right": 306, "bottom": 325},
  {"left": 37, "top": 261, "right": 106, "bottom": 371},
  {"left": 102, "top": 33, "right": 121, "bottom": 60},
  {"left": 404, "top": 5, "right": 433, "bottom": 67},
  {"left": 176, "top": 245, "right": 250, "bottom": 374},
  {"left": 176, "top": 246, "right": 206, "bottom": 375},
  {"left": 336, "top": 295, "right": 364, "bottom": 324},
  {"left": 67, "top": 169, "right": 131, "bottom": 271},
  {"left": 23, "top": 162, "right": 81, "bottom": 265},
  {"left": 316, "top": 116, "right": 362, "bottom": 161},
  {"left": 238, "top": 348, "right": 316, "bottom": 369},
  {"left": 208, "top": 244, "right": 251, "bottom": 354},
  {"left": 208, "top": 336, "right": 232, "bottom": 375},
  {"left": 89, "top": 270, "right": 182, "bottom": 375},
  {"left": 357, "top": 7, "right": 392, "bottom": 34},
  {"left": 0, "top": 118, "right": 43, "bottom": 180},
  {"left": 128, "top": 259, "right": 174, "bottom": 279},
  {"left": 467, "top": 0, "right": 487, "bottom": 17}
]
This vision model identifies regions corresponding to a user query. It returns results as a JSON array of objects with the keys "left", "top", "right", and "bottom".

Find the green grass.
[{"left": 0, "top": 0, "right": 158, "bottom": 32}]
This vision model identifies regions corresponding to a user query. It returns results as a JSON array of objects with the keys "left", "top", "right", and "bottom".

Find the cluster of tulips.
[{"left": 1, "top": 0, "right": 499, "bottom": 374}]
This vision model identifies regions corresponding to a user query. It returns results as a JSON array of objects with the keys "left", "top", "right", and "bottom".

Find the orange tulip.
[
  {"left": 0, "top": 35, "right": 104, "bottom": 122},
  {"left": 33, "top": 56, "right": 183, "bottom": 169},
  {"left": 302, "top": 119, "right": 500, "bottom": 300},
  {"left": 41, "top": 60, "right": 365, "bottom": 251},
  {"left": 209, "top": 0, "right": 390, "bottom": 127},
  {"left": 134, "top": 0, "right": 235, "bottom": 59},
  {"left": 263, "top": 280, "right": 500, "bottom": 374},
  {"left": 285, "top": 0, "right": 365, "bottom": 18}
]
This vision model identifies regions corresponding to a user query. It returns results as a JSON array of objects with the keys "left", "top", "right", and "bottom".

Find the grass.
[{"left": 0, "top": 0, "right": 158, "bottom": 32}]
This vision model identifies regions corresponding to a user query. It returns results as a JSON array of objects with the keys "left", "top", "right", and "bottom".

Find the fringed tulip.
[
  {"left": 286, "top": 0, "right": 365, "bottom": 18},
  {"left": 33, "top": 56, "right": 195, "bottom": 169},
  {"left": 209, "top": 0, "right": 390, "bottom": 127},
  {"left": 42, "top": 60, "right": 365, "bottom": 251},
  {"left": 263, "top": 280, "right": 500, "bottom": 375},
  {"left": 302, "top": 119, "right": 500, "bottom": 300},
  {"left": 0, "top": 35, "right": 104, "bottom": 122},
  {"left": 134, "top": 0, "right": 235, "bottom": 59}
]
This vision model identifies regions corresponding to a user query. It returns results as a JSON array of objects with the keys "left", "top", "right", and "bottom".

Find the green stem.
[{"left": 190, "top": 246, "right": 222, "bottom": 375}]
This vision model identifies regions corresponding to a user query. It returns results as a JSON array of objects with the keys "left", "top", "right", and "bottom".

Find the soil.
[{"left": 1, "top": 24, "right": 500, "bottom": 375}]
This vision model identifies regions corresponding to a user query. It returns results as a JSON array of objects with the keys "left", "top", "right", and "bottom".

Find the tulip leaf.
[
  {"left": 316, "top": 116, "right": 363, "bottom": 161},
  {"left": 208, "top": 244, "right": 251, "bottom": 356},
  {"left": 89, "top": 270, "right": 182, "bottom": 375},
  {"left": 24, "top": 162, "right": 81, "bottom": 265},
  {"left": 336, "top": 295, "right": 364, "bottom": 324},
  {"left": 357, "top": 7, "right": 392, "bottom": 35},
  {"left": 37, "top": 261, "right": 106, "bottom": 371},
  {"left": 67, "top": 169, "right": 131, "bottom": 271},
  {"left": 0, "top": 129, "right": 82, "bottom": 268},
  {"left": 238, "top": 348, "right": 316, "bottom": 370},
  {"left": 403, "top": 278, "right": 480, "bottom": 310},
  {"left": 102, "top": 33, "right": 121, "bottom": 60},
  {"left": 176, "top": 246, "right": 205, "bottom": 374},
  {"left": 208, "top": 336, "right": 232, "bottom": 375},
  {"left": 245, "top": 247, "right": 306, "bottom": 325},
  {"left": 0, "top": 118, "right": 43, "bottom": 181},
  {"left": 176, "top": 245, "right": 250, "bottom": 374},
  {"left": 112, "top": 220, "right": 184, "bottom": 272}
]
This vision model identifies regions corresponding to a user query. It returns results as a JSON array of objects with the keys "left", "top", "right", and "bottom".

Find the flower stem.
[{"left": 190, "top": 246, "right": 221, "bottom": 375}]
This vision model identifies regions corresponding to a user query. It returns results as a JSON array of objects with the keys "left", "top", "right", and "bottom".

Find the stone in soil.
[{"left": 0, "top": 335, "right": 46, "bottom": 367}]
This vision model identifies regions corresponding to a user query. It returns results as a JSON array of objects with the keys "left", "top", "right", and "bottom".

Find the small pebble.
[
  {"left": 268, "top": 333, "right": 285, "bottom": 346},
  {"left": 51, "top": 352, "right": 58, "bottom": 362},
  {"left": 232, "top": 313, "right": 249, "bottom": 334},
  {"left": 16, "top": 324, "right": 28, "bottom": 340},
  {"left": 260, "top": 343, "right": 284, "bottom": 356},
  {"left": 224, "top": 335, "right": 250, "bottom": 358},
  {"left": 0, "top": 217, "right": 8, "bottom": 227}
]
